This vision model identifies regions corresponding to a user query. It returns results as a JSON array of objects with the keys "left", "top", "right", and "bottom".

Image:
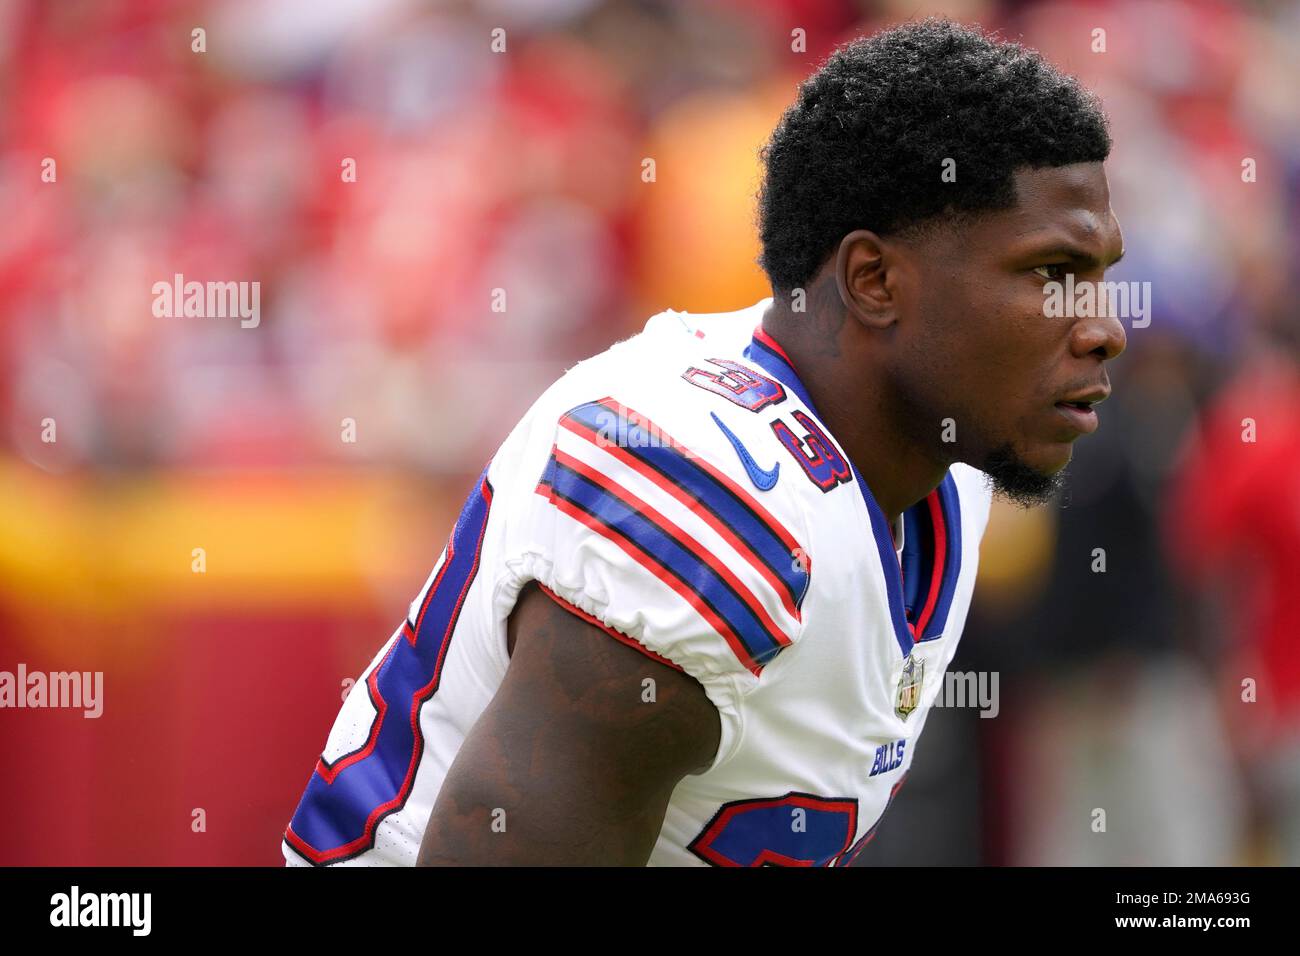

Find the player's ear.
[{"left": 835, "top": 229, "right": 903, "bottom": 331}]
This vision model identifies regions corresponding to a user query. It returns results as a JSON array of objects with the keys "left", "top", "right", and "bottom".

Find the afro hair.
[{"left": 757, "top": 18, "right": 1112, "bottom": 294}]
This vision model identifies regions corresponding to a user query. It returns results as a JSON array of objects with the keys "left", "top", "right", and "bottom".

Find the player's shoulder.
[
  {"left": 494, "top": 300, "right": 811, "bottom": 673},
  {"left": 571, "top": 300, "right": 771, "bottom": 407},
  {"left": 528, "top": 298, "right": 809, "bottom": 561},
  {"left": 511, "top": 299, "right": 782, "bottom": 471}
]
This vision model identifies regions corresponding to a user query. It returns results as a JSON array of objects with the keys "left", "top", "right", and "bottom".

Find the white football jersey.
[{"left": 283, "top": 297, "right": 993, "bottom": 867}]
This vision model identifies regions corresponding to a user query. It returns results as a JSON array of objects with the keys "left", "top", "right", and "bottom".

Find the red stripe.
[
  {"left": 536, "top": 481, "right": 768, "bottom": 677},
  {"left": 559, "top": 398, "right": 807, "bottom": 619},
  {"left": 284, "top": 825, "right": 320, "bottom": 861},
  {"left": 565, "top": 414, "right": 804, "bottom": 621},
  {"left": 407, "top": 549, "right": 453, "bottom": 644},
  {"left": 598, "top": 397, "right": 803, "bottom": 554},
  {"left": 552, "top": 447, "right": 792, "bottom": 655},
  {"left": 912, "top": 491, "right": 946, "bottom": 639},
  {"left": 752, "top": 325, "right": 795, "bottom": 365},
  {"left": 838, "top": 773, "right": 909, "bottom": 867},
  {"left": 534, "top": 582, "right": 685, "bottom": 673}
]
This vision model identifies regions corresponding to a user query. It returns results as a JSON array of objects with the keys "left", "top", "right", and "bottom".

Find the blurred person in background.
[{"left": 1165, "top": 303, "right": 1300, "bottom": 866}]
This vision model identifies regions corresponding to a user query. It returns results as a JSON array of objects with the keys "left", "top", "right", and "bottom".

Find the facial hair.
[{"left": 978, "top": 441, "right": 1067, "bottom": 508}]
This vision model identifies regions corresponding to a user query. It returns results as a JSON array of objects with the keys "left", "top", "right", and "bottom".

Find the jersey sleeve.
[{"left": 492, "top": 394, "right": 811, "bottom": 773}]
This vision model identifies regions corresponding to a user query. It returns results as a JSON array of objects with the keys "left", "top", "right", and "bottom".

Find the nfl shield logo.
[{"left": 895, "top": 654, "right": 924, "bottom": 720}]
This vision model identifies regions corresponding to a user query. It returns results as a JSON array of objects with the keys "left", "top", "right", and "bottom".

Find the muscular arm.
[{"left": 416, "top": 581, "right": 722, "bottom": 865}]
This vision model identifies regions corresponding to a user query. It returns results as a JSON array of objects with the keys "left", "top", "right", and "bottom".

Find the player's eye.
[{"left": 1033, "top": 263, "right": 1071, "bottom": 282}]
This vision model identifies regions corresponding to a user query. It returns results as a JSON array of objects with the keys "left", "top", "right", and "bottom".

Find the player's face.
[{"left": 901, "top": 162, "right": 1126, "bottom": 498}]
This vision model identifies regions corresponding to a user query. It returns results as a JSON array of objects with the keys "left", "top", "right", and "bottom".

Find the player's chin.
[
  {"left": 1024, "top": 439, "right": 1075, "bottom": 476},
  {"left": 979, "top": 438, "right": 1071, "bottom": 507}
]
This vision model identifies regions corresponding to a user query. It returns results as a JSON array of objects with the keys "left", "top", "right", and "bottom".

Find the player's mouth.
[{"left": 1053, "top": 386, "right": 1109, "bottom": 435}]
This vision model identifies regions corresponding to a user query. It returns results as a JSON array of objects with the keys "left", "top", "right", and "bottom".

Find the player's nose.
[{"left": 1070, "top": 313, "right": 1127, "bottom": 362}]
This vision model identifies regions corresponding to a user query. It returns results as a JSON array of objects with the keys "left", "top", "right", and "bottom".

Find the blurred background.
[{"left": 1, "top": 0, "right": 1297, "bottom": 866}]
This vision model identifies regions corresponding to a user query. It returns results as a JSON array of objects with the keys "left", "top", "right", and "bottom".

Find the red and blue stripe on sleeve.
[{"left": 535, "top": 398, "right": 809, "bottom": 677}]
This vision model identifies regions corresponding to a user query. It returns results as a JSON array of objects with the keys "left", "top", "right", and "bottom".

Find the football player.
[{"left": 284, "top": 18, "right": 1125, "bottom": 866}]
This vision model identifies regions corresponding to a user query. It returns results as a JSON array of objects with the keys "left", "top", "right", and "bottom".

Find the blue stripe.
[
  {"left": 563, "top": 401, "right": 809, "bottom": 611},
  {"left": 547, "top": 458, "right": 786, "bottom": 667},
  {"left": 918, "top": 475, "right": 962, "bottom": 641},
  {"left": 854, "top": 460, "right": 921, "bottom": 655},
  {"left": 744, "top": 338, "right": 819, "bottom": 412},
  {"left": 901, "top": 507, "right": 927, "bottom": 620},
  {"left": 288, "top": 465, "right": 493, "bottom": 861},
  {"left": 903, "top": 477, "right": 963, "bottom": 643}
]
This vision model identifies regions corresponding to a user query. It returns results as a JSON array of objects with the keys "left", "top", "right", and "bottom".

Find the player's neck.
[{"left": 761, "top": 303, "right": 949, "bottom": 524}]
